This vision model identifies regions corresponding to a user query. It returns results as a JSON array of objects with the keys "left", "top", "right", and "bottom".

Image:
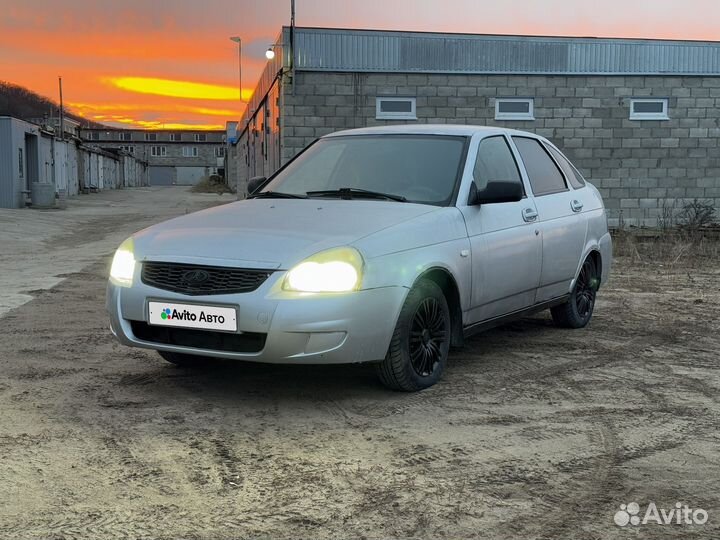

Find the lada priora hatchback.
[{"left": 107, "top": 125, "right": 612, "bottom": 391}]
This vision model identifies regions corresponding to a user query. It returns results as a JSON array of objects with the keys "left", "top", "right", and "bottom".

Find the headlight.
[
  {"left": 110, "top": 238, "right": 136, "bottom": 286},
  {"left": 283, "top": 247, "right": 363, "bottom": 293}
]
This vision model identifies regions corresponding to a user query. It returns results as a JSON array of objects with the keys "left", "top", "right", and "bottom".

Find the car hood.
[{"left": 132, "top": 198, "right": 439, "bottom": 269}]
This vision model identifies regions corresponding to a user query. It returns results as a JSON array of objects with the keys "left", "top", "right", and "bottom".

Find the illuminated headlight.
[
  {"left": 109, "top": 238, "right": 136, "bottom": 287},
  {"left": 283, "top": 247, "right": 363, "bottom": 293}
]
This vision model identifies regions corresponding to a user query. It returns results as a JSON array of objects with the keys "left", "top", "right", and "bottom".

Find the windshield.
[{"left": 261, "top": 135, "right": 467, "bottom": 205}]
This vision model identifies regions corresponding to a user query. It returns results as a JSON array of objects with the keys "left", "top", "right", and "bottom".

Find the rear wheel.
[
  {"left": 157, "top": 350, "right": 216, "bottom": 368},
  {"left": 551, "top": 256, "right": 599, "bottom": 328},
  {"left": 376, "top": 279, "right": 451, "bottom": 391}
]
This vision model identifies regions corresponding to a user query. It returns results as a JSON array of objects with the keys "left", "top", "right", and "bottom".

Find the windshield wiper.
[
  {"left": 248, "top": 191, "right": 308, "bottom": 199},
  {"left": 306, "top": 187, "right": 407, "bottom": 202}
]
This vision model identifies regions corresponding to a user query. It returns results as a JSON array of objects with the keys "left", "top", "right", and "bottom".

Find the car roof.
[{"left": 322, "top": 124, "right": 537, "bottom": 138}]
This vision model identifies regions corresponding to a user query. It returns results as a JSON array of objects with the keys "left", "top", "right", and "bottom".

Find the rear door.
[
  {"left": 460, "top": 134, "right": 542, "bottom": 324},
  {"left": 511, "top": 136, "right": 587, "bottom": 303}
]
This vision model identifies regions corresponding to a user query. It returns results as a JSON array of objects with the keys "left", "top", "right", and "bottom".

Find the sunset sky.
[{"left": 1, "top": 0, "right": 719, "bottom": 130}]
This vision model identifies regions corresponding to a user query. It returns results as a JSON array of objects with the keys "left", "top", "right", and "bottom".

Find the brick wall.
[{"left": 280, "top": 72, "right": 720, "bottom": 227}]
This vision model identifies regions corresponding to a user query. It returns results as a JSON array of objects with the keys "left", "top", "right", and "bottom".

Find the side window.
[
  {"left": 545, "top": 144, "right": 586, "bottom": 189},
  {"left": 512, "top": 137, "right": 567, "bottom": 196},
  {"left": 473, "top": 136, "right": 522, "bottom": 192}
]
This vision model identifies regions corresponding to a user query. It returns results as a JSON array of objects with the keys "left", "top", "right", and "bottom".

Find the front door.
[{"left": 460, "top": 135, "right": 542, "bottom": 324}]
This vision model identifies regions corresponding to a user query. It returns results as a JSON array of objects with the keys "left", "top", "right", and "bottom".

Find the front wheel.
[
  {"left": 376, "top": 279, "right": 451, "bottom": 391},
  {"left": 551, "top": 256, "right": 599, "bottom": 328}
]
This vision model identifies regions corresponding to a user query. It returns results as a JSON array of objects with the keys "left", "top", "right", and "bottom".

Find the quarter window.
[
  {"left": 512, "top": 137, "right": 567, "bottom": 196},
  {"left": 473, "top": 136, "right": 523, "bottom": 193},
  {"left": 545, "top": 144, "right": 586, "bottom": 189},
  {"left": 495, "top": 98, "right": 534, "bottom": 121}
]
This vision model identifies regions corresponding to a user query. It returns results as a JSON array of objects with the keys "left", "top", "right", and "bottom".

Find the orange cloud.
[
  {"left": 69, "top": 102, "right": 240, "bottom": 118},
  {"left": 105, "top": 76, "right": 252, "bottom": 101}
]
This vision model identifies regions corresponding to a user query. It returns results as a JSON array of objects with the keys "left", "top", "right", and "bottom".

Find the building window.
[
  {"left": 495, "top": 98, "right": 534, "bottom": 121},
  {"left": 194, "top": 133, "right": 207, "bottom": 142},
  {"left": 120, "top": 145, "right": 135, "bottom": 154},
  {"left": 150, "top": 146, "right": 166, "bottom": 157},
  {"left": 182, "top": 146, "right": 198, "bottom": 157},
  {"left": 629, "top": 98, "right": 669, "bottom": 120},
  {"left": 375, "top": 97, "right": 417, "bottom": 120},
  {"left": 87, "top": 132, "right": 100, "bottom": 140},
  {"left": 170, "top": 133, "right": 181, "bottom": 142},
  {"left": 215, "top": 147, "right": 225, "bottom": 158},
  {"left": 18, "top": 148, "right": 23, "bottom": 177},
  {"left": 145, "top": 132, "right": 157, "bottom": 141},
  {"left": 119, "top": 132, "right": 132, "bottom": 141}
]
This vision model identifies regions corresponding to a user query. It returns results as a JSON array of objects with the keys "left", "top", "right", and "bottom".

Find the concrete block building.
[
  {"left": 81, "top": 128, "right": 225, "bottom": 186},
  {"left": 230, "top": 27, "right": 720, "bottom": 226}
]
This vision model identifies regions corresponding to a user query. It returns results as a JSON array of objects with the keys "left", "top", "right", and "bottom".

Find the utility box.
[{"left": 31, "top": 182, "right": 56, "bottom": 208}]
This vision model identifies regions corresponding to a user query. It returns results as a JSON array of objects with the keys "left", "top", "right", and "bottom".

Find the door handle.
[
  {"left": 571, "top": 199, "right": 584, "bottom": 212},
  {"left": 522, "top": 207, "right": 538, "bottom": 222}
]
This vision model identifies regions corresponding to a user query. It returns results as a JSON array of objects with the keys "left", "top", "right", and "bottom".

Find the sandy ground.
[
  {"left": 0, "top": 187, "right": 235, "bottom": 316},
  {"left": 0, "top": 189, "right": 719, "bottom": 539}
]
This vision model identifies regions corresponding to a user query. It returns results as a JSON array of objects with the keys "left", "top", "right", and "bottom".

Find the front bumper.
[{"left": 106, "top": 273, "right": 407, "bottom": 364}]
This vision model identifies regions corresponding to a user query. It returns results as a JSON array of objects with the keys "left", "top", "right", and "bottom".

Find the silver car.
[{"left": 107, "top": 125, "right": 612, "bottom": 391}]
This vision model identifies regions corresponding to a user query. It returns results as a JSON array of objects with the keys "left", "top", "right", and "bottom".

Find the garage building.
[
  {"left": 230, "top": 27, "right": 720, "bottom": 227},
  {"left": 81, "top": 128, "right": 226, "bottom": 186}
]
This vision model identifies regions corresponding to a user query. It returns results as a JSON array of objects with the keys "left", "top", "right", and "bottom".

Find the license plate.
[{"left": 148, "top": 301, "right": 237, "bottom": 332}]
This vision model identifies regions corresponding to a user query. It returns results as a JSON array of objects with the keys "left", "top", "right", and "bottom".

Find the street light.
[
  {"left": 229, "top": 36, "right": 244, "bottom": 102},
  {"left": 265, "top": 47, "right": 275, "bottom": 60}
]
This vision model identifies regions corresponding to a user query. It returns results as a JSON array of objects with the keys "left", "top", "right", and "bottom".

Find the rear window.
[{"left": 512, "top": 137, "right": 568, "bottom": 196}]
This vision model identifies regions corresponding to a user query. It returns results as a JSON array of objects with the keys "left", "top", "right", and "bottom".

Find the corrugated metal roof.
[
  {"left": 293, "top": 27, "right": 720, "bottom": 75},
  {"left": 236, "top": 27, "right": 720, "bottom": 135}
]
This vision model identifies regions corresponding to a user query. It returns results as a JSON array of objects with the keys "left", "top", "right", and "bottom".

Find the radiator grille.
[{"left": 141, "top": 261, "right": 274, "bottom": 296}]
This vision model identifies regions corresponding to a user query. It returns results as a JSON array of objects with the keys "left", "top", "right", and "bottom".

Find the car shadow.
[{"left": 116, "top": 314, "right": 559, "bottom": 406}]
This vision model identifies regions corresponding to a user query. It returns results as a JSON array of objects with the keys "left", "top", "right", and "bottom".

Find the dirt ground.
[{"left": 0, "top": 189, "right": 719, "bottom": 539}]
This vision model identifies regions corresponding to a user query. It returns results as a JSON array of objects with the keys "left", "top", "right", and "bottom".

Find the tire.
[
  {"left": 376, "top": 279, "right": 451, "bottom": 391},
  {"left": 551, "top": 256, "right": 599, "bottom": 329},
  {"left": 157, "top": 350, "right": 215, "bottom": 368}
]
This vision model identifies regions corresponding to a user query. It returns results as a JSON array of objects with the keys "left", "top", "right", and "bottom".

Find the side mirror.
[
  {"left": 468, "top": 180, "right": 523, "bottom": 205},
  {"left": 247, "top": 176, "right": 267, "bottom": 195}
]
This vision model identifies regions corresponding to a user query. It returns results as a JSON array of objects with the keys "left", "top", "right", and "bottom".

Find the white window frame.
[
  {"left": 119, "top": 132, "right": 131, "bottom": 141},
  {"left": 151, "top": 146, "right": 166, "bottom": 157},
  {"left": 629, "top": 98, "right": 669, "bottom": 120},
  {"left": 170, "top": 133, "right": 180, "bottom": 142},
  {"left": 145, "top": 132, "right": 157, "bottom": 142},
  {"left": 194, "top": 133, "right": 207, "bottom": 142},
  {"left": 120, "top": 145, "right": 135, "bottom": 154},
  {"left": 375, "top": 97, "right": 417, "bottom": 120},
  {"left": 182, "top": 146, "right": 198, "bottom": 157},
  {"left": 495, "top": 98, "right": 535, "bottom": 121},
  {"left": 215, "top": 147, "right": 225, "bottom": 158}
]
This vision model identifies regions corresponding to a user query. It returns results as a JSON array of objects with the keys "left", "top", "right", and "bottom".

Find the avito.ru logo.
[{"left": 614, "top": 502, "right": 708, "bottom": 527}]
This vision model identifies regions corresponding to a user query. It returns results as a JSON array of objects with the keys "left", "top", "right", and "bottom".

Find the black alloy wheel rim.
[
  {"left": 575, "top": 259, "right": 596, "bottom": 319},
  {"left": 409, "top": 298, "right": 447, "bottom": 377}
]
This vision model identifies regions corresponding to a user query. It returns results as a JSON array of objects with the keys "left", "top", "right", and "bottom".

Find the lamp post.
[{"left": 229, "top": 36, "right": 244, "bottom": 103}]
